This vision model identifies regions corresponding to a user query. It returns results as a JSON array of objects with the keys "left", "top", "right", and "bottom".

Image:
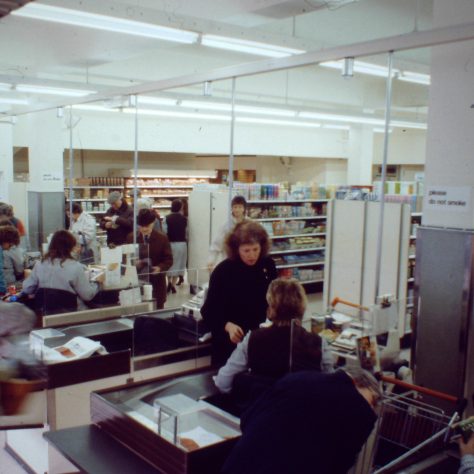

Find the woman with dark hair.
[
  {"left": 127, "top": 208, "right": 173, "bottom": 309},
  {"left": 214, "top": 278, "right": 333, "bottom": 394},
  {"left": 22, "top": 230, "right": 100, "bottom": 309},
  {"left": 201, "top": 221, "right": 277, "bottom": 367},
  {"left": 164, "top": 199, "right": 187, "bottom": 293}
]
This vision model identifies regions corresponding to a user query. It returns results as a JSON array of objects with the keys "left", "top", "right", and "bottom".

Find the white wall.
[
  {"left": 422, "top": 0, "right": 474, "bottom": 228},
  {"left": 373, "top": 129, "right": 427, "bottom": 165}
]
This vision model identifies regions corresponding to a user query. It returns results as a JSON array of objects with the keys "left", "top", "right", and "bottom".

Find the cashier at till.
[
  {"left": 22, "top": 230, "right": 103, "bottom": 310},
  {"left": 201, "top": 221, "right": 277, "bottom": 368}
]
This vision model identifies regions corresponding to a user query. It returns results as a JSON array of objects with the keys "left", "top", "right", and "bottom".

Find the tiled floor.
[{"left": 0, "top": 280, "right": 325, "bottom": 473}]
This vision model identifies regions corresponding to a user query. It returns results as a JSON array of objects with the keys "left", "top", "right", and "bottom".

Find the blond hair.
[{"left": 266, "top": 278, "right": 307, "bottom": 323}]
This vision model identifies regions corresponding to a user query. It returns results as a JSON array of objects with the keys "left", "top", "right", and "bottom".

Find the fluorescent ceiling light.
[
  {"left": 320, "top": 60, "right": 431, "bottom": 85},
  {"left": 201, "top": 34, "right": 304, "bottom": 58},
  {"left": 391, "top": 120, "right": 426, "bottom": 130},
  {"left": 320, "top": 60, "right": 399, "bottom": 78},
  {"left": 373, "top": 127, "right": 393, "bottom": 133},
  {"left": 322, "top": 124, "right": 351, "bottom": 131},
  {"left": 398, "top": 71, "right": 431, "bottom": 85},
  {"left": 12, "top": 3, "right": 198, "bottom": 44},
  {"left": 237, "top": 117, "right": 320, "bottom": 128},
  {"left": 16, "top": 84, "right": 96, "bottom": 97},
  {"left": 122, "top": 108, "right": 230, "bottom": 121},
  {"left": 180, "top": 100, "right": 296, "bottom": 117},
  {"left": 300, "top": 111, "right": 426, "bottom": 130},
  {"left": 73, "top": 104, "right": 119, "bottom": 113},
  {"left": 0, "top": 97, "right": 29, "bottom": 105},
  {"left": 138, "top": 96, "right": 177, "bottom": 106}
]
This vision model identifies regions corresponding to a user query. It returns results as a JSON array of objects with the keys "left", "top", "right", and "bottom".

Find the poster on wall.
[{"left": 424, "top": 186, "right": 471, "bottom": 213}]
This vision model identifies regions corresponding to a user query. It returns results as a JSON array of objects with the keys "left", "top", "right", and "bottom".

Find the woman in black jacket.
[{"left": 201, "top": 221, "right": 277, "bottom": 368}]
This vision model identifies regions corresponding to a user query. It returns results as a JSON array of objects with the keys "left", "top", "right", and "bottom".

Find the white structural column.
[
  {"left": 423, "top": 0, "right": 474, "bottom": 229},
  {"left": 26, "top": 110, "right": 65, "bottom": 193},
  {"left": 347, "top": 125, "right": 374, "bottom": 185},
  {"left": 0, "top": 122, "right": 14, "bottom": 202}
]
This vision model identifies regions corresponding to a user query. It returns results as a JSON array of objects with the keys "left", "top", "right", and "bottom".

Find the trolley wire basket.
[{"left": 358, "top": 376, "right": 464, "bottom": 474}]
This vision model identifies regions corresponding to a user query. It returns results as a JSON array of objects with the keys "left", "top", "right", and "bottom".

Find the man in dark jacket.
[
  {"left": 221, "top": 367, "right": 381, "bottom": 474},
  {"left": 100, "top": 191, "right": 133, "bottom": 246}
]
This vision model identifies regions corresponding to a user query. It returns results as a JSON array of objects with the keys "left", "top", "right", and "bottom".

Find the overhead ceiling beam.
[{"left": 4, "top": 20, "right": 474, "bottom": 117}]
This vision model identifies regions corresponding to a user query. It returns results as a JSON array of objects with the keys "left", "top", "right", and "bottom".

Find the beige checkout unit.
[{"left": 1, "top": 258, "right": 210, "bottom": 473}]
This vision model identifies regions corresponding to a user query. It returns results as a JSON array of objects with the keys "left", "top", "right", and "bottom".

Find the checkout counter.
[
  {"left": 1, "top": 300, "right": 211, "bottom": 474},
  {"left": 45, "top": 370, "right": 240, "bottom": 474}
]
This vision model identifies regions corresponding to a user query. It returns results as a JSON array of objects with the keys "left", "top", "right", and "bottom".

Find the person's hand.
[
  {"left": 94, "top": 272, "right": 106, "bottom": 283},
  {"left": 104, "top": 216, "right": 112, "bottom": 221},
  {"left": 23, "top": 269, "right": 32, "bottom": 278},
  {"left": 225, "top": 322, "right": 244, "bottom": 344},
  {"left": 105, "top": 221, "right": 113, "bottom": 229},
  {"left": 151, "top": 266, "right": 160, "bottom": 274},
  {"left": 207, "top": 263, "right": 214, "bottom": 273},
  {"left": 459, "top": 433, "right": 474, "bottom": 457}
]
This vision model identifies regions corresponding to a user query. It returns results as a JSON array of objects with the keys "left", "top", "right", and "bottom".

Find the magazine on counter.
[{"left": 41, "top": 336, "right": 107, "bottom": 363}]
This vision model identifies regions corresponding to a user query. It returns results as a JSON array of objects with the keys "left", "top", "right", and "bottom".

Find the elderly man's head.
[{"left": 107, "top": 191, "right": 123, "bottom": 210}]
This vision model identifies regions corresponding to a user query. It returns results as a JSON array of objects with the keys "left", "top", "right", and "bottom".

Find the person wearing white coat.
[{"left": 68, "top": 203, "right": 99, "bottom": 263}]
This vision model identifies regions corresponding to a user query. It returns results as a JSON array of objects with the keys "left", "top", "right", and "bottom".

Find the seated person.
[
  {"left": 214, "top": 278, "right": 333, "bottom": 395},
  {"left": 22, "top": 230, "right": 101, "bottom": 311},
  {"left": 0, "top": 225, "right": 25, "bottom": 288}
]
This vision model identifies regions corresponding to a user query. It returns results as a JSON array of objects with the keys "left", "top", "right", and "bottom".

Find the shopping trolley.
[{"left": 357, "top": 375, "right": 465, "bottom": 474}]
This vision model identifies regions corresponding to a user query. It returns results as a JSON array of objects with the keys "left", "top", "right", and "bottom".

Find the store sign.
[
  {"left": 41, "top": 172, "right": 62, "bottom": 182},
  {"left": 424, "top": 186, "right": 471, "bottom": 212}
]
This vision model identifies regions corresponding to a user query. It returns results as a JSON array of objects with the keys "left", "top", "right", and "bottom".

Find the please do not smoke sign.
[{"left": 424, "top": 186, "right": 471, "bottom": 212}]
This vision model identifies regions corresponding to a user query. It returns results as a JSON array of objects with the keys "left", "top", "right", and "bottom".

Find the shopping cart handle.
[
  {"left": 330, "top": 297, "right": 369, "bottom": 312},
  {"left": 381, "top": 375, "right": 461, "bottom": 404}
]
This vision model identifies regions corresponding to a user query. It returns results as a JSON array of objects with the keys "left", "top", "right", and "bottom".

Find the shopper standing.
[
  {"left": 207, "top": 195, "right": 250, "bottom": 272},
  {"left": 68, "top": 203, "right": 98, "bottom": 263},
  {"left": 165, "top": 199, "right": 187, "bottom": 293},
  {"left": 99, "top": 191, "right": 133, "bottom": 247},
  {"left": 201, "top": 221, "right": 277, "bottom": 368},
  {"left": 127, "top": 209, "right": 173, "bottom": 309}
]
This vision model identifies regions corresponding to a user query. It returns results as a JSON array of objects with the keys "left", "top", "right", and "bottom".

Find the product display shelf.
[
  {"left": 65, "top": 180, "right": 126, "bottom": 220},
  {"left": 270, "top": 246, "right": 325, "bottom": 255},
  {"left": 276, "top": 261, "right": 325, "bottom": 269},
  {"left": 248, "top": 199, "right": 329, "bottom": 205},
  {"left": 404, "top": 212, "right": 422, "bottom": 337},
  {"left": 123, "top": 176, "right": 212, "bottom": 214},
  {"left": 255, "top": 215, "right": 326, "bottom": 222},
  {"left": 271, "top": 232, "right": 326, "bottom": 239},
  {"left": 247, "top": 198, "right": 327, "bottom": 290},
  {"left": 125, "top": 185, "right": 194, "bottom": 189}
]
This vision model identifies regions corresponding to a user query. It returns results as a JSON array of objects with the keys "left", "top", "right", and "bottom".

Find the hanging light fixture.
[
  {"left": 203, "top": 81, "right": 213, "bottom": 97},
  {"left": 342, "top": 57, "right": 354, "bottom": 78}
]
